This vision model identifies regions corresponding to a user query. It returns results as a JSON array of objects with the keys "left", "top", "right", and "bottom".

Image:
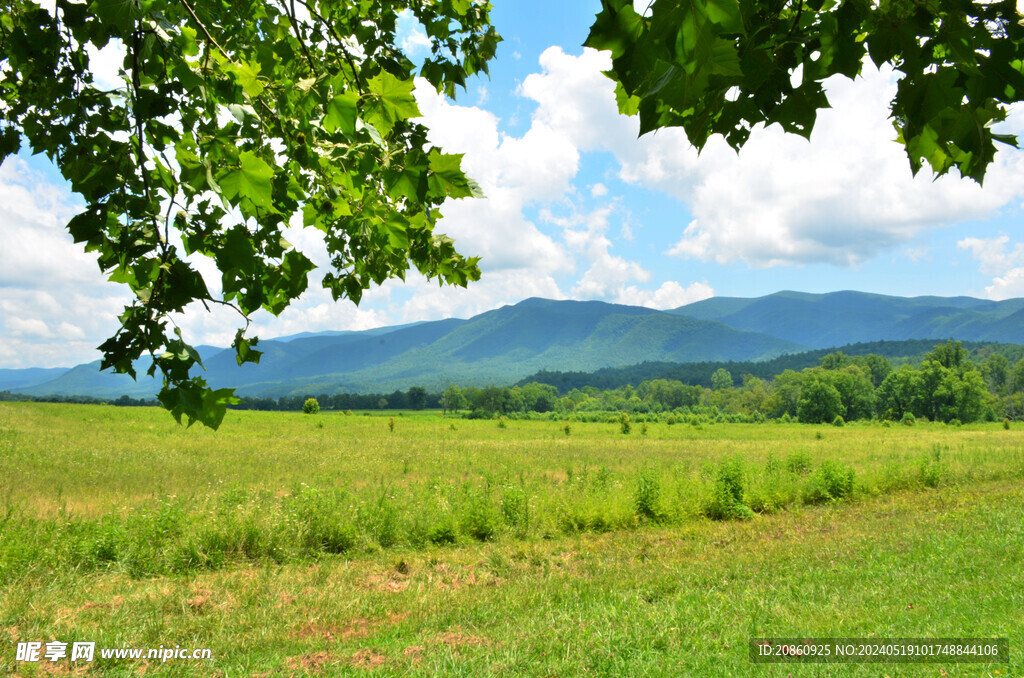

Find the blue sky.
[{"left": 2, "top": 0, "right": 1024, "bottom": 369}]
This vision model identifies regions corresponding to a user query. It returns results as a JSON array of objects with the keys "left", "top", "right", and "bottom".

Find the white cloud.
[
  {"left": 633, "top": 65, "right": 1024, "bottom": 267},
  {"left": 615, "top": 280, "right": 714, "bottom": 309},
  {"left": 590, "top": 182, "right": 608, "bottom": 197},
  {"left": 84, "top": 40, "right": 126, "bottom": 91},
  {"left": 903, "top": 247, "right": 930, "bottom": 263},
  {"left": 957, "top": 235, "right": 1024, "bottom": 276},
  {"left": 396, "top": 10, "right": 431, "bottom": 58},
  {"left": 413, "top": 79, "right": 576, "bottom": 273},
  {"left": 957, "top": 235, "right": 1024, "bottom": 300},
  {"left": 516, "top": 50, "right": 1024, "bottom": 268}
]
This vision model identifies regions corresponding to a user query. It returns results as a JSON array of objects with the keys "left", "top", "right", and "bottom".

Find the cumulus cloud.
[
  {"left": 626, "top": 65, "right": 1024, "bottom": 267},
  {"left": 615, "top": 281, "right": 715, "bottom": 309},
  {"left": 396, "top": 10, "right": 432, "bottom": 58},
  {"left": 515, "top": 49, "right": 1024, "bottom": 269},
  {"left": 957, "top": 235, "right": 1024, "bottom": 300}
]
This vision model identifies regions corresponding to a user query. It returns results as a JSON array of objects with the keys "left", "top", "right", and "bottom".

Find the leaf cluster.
[
  {"left": 0, "top": 0, "right": 499, "bottom": 427},
  {"left": 586, "top": 0, "right": 1024, "bottom": 182}
]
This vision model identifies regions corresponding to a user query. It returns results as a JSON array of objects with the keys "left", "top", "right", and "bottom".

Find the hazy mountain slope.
[
  {"left": 240, "top": 300, "right": 803, "bottom": 394},
  {"left": 0, "top": 367, "right": 71, "bottom": 392},
  {"left": 19, "top": 292, "right": 1024, "bottom": 399},
  {"left": 672, "top": 291, "right": 1024, "bottom": 347}
]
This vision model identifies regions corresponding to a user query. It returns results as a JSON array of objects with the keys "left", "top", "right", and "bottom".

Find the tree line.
[{"left": 6, "top": 341, "right": 1021, "bottom": 424}]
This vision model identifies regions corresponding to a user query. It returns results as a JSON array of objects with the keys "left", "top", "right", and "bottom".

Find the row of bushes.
[{"left": 0, "top": 449, "right": 980, "bottom": 581}]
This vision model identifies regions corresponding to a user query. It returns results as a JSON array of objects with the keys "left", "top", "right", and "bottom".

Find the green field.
[{"left": 0, "top": 402, "right": 1021, "bottom": 676}]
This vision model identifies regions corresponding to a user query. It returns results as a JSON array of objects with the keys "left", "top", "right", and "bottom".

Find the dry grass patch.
[
  {"left": 349, "top": 649, "right": 386, "bottom": 669},
  {"left": 284, "top": 650, "right": 332, "bottom": 674}
]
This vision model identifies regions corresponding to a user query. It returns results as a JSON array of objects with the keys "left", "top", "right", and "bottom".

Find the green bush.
[
  {"left": 500, "top": 485, "right": 529, "bottom": 530},
  {"left": 302, "top": 398, "right": 320, "bottom": 414},
  {"left": 785, "top": 450, "right": 812, "bottom": 475},
  {"left": 901, "top": 412, "right": 916, "bottom": 426},
  {"left": 620, "top": 413, "right": 631, "bottom": 435},
  {"left": 428, "top": 516, "right": 457, "bottom": 545},
  {"left": 703, "top": 457, "right": 751, "bottom": 520},
  {"left": 633, "top": 468, "right": 664, "bottom": 521},
  {"left": 919, "top": 446, "right": 944, "bottom": 488},
  {"left": 832, "top": 415, "right": 845, "bottom": 427},
  {"left": 1004, "top": 417, "right": 1012, "bottom": 430},
  {"left": 803, "top": 460, "right": 855, "bottom": 505},
  {"left": 462, "top": 491, "right": 497, "bottom": 541}
]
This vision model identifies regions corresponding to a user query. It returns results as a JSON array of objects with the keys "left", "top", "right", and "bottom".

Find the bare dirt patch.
[
  {"left": 350, "top": 649, "right": 386, "bottom": 669},
  {"left": 435, "top": 627, "right": 488, "bottom": 648},
  {"left": 285, "top": 650, "right": 332, "bottom": 674}
]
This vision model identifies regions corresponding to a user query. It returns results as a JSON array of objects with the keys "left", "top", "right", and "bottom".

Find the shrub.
[
  {"left": 500, "top": 485, "right": 529, "bottom": 530},
  {"left": 563, "top": 423, "right": 571, "bottom": 436},
  {"left": 703, "top": 457, "right": 751, "bottom": 520},
  {"left": 302, "top": 398, "right": 320, "bottom": 414},
  {"left": 428, "top": 516, "right": 457, "bottom": 545},
  {"left": 633, "top": 468, "right": 664, "bottom": 521},
  {"left": 666, "top": 415, "right": 677, "bottom": 425},
  {"left": 786, "top": 450, "right": 812, "bottom": 475},
  {"left": 1004, "top": 417, "right": 1012, "bottom": 430},
  {"left": 388, "top": 417, "right": 395, "bottom": 433},
  {"left": 462, "top": 492, "right": 497, "bottom": 542},
  {"left": 641, "top": 422, "right": 649, "bottom": 436},
  {"left": 832, "top": 415, "right": 845, "bottom": 427},
  {"left": 497, "top": 417, "right": 507, "bottom": 429},
  {"left": 901, "top": 412, "right": 916, "bottom": 426},
  {"left": 620, "top": 414, "right": 632, "bottom": 435},
  {"left": 803, "top": 460, "right": 855, "bottom": 505},
  {"left": 948, "top": 418, "right": 962, "bottom": 427},
  {"left": 919, "top": 446, "right": 944, "bottom": 488}
]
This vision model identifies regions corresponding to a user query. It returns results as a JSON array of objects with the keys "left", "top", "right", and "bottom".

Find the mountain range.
[{"left": 6, "top": 291, "right": 1024, "bottom": 398}]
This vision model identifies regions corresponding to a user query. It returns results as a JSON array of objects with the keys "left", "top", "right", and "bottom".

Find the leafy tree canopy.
[
  {"left": 586, "top": 0, "right": 1024, "bottom": 183},
  {"left": 1, "top": 0, "right": 498, "bottom": 428}
]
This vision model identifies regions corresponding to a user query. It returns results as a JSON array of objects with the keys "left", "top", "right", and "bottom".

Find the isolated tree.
[
  {"left": 406, "top": 385, "right": 428, "bottom": 410},
  {"left": 586, "top": 0, "right": 1024, "bottom": 183},
  {"left": 441, "top": 384, "right": 467, "bottom": 415},
  {"left": 0, "top": 0, "right": 497, "bottom": 428}
]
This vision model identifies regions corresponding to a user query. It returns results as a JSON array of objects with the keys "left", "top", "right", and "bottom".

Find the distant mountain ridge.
[
  {"left": 6, "top": 291, "right": 1023, "bottom": 399},
  {"left": 670, "top": 290, "right": 1024, "bottom": 347},
  {"left": 11, "top": 298, "right": 799, "bottom": 398}
]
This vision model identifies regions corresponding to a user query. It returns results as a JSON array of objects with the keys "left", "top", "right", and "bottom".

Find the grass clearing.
[{"left": 0, "top": 403, "right": 1021, "bottom": 675}]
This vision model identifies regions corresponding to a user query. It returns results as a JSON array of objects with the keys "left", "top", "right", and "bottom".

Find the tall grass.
[{"left": 2, "top": 403, "right": 1023, "bottom": 581}]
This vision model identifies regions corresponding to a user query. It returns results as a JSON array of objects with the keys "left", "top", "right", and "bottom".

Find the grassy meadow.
[{"left": 0, "top": 402, "right": 1022, "bottom": 676}]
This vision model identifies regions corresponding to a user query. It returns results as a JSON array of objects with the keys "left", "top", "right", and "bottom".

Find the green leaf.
[
  {"left": 225, "top": 60, "right": 265, "bottom": 98},
  {"left": 365, "top": 72, "right": 420, "bottom": 135},
  {"left": 323, "top": 92, "right": 358, "bottom": 136},
  {"left": 427, "top": 151, "right": 474, "bottom": 198},
  {"left": 702, "top": 0, "right": 743, "bottom": 33},
  {"left": 87, "top": 0, "right": 143, "bottom": 31},
  {"left": 218, "top": 151, "right": 274, "bottom": 210}
]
